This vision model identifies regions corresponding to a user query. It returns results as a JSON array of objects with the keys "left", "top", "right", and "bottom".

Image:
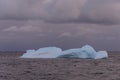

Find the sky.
[{"left": 0, "top": 0, "right": 120, "bottom": 51}]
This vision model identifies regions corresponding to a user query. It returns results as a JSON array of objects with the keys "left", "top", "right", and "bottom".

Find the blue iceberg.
[
  {"left": 21, "top": 47, "right": 62, "bottom": 58},
  {"left": 21, "top": 45, "right": 108, "bottom": 59},
  {"left": 58, "top": 45, "right": 108, "bottom": 59}
]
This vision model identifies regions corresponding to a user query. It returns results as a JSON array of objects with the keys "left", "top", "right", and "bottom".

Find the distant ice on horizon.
[{"left": 20, "top": 45, "right": 108, "bottom": 59}]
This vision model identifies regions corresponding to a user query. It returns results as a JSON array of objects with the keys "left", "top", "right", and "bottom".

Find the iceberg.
[
  {"left": 58, "top": 45, "right": 108, "bottom": 59},
  {"left": 20, "top": 47, "right": 62, "bottom": 58},
  {"left": 21, "top": 45, "right": 108, "bottom": 59}
]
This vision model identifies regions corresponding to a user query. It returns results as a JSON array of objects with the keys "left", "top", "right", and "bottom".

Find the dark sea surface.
[{"left": 0, "top": 51, "right": 120, "bottom": 80}]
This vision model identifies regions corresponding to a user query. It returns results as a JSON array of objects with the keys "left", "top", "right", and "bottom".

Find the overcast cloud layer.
[
  {"left": 0, "top": 0, "right": 120, "bottom": 51},
  {"left": 0, "top": 0, "right": 120, "bottom": 24},
  {"left": 0, "top": 20, "right": 120, "bottom": 51}
]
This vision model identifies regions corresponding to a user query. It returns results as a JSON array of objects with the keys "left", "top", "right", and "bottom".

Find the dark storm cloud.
[
  {"left": 0, "top": 0, "right": 120, "bottom": 24},
  {"left": 1, "top": 20, "right": 120, "bottom": 51}
]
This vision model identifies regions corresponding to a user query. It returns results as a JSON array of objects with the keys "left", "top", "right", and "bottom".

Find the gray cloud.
[
  {"left": 41, "top": 0, "right": 120, "bottom": 24},
  {"left": 0, "top": 20, "right": 120, "bottom": 51},
  {"left": 3, "top": 26, "right": 41, "bottom": 32},
  {"left": 0, "top": 0, "right": 120, "bottom": 24},
  {"left": 0, "top": 0, "right": 43, "bottom": 19}
]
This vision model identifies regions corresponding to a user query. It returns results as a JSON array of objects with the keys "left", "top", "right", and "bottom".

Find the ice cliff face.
[{"left": 20, "top": 45, "right": 108, "bottom": 59}]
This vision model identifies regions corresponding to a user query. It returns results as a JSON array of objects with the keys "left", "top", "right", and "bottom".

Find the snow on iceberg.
[{"left": 21, "top": 45, "right": 108, "bottom": 59}]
